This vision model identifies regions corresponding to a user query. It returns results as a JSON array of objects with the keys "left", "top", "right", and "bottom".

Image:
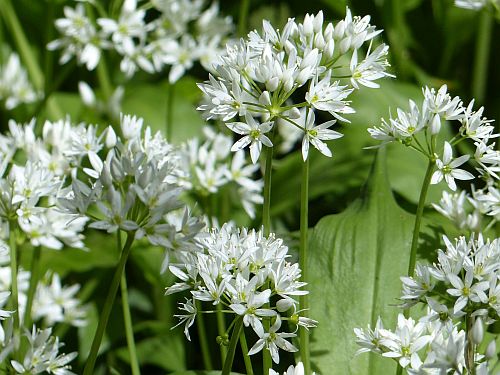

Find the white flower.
[
  {"left": 305, "top": 72, "right": 354, "bottom": 121},
  {"left": 269, "top": 361, "right": 318, "bottom": 375},
  {"left": 226, "top": 114, "right": 274, "bottom": 164},
  {"left": 248, "top": 315, "right": 298, "bottom": 364},
  {"left": 431, "top": 142, "right": 474, "bottom": 191},
  {"left": 446, "top": 270, "right": 488, "bottom": 314},
  {"left": 300, "top": 108, "right": 342, "bottom": 161},
  {"left": 380, "top": 314, "right": 431, "bottom": 368}
]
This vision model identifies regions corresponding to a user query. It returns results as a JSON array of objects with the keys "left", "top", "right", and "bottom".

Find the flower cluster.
[
  {"left": 0, "top": 52, "right": 39, "bottom": 110},
  {"left": 174, "top": 127, "right": 263, "bottom": 218},
  {"left": 368, "top": 84, "right": 498, "bottom": 191},
  {"left": 355, "top": 233, "right": 500, "bottom": 373},
  {"left": 10, "top": 326, "right": 77, "bottom": 374},
  {"left": 0, "top": 245, "right": 82, "bottom": 373},
  {"left": 432, "top": 190, "right": 481, "bottom": 232},
  {"left": 198, "top": 8, "right": 392, "bottom": 161},
  {"left": 48, "top": 0, "right": 233, "bottom": 81},
  {"left": 166, "top": 223, "right": 315, "bottom": 364},
  {"left": 58, "top": 113, "right": 203, "bottom": 267},
  {"left": 0, "top": 118, "right": 94, "bottom": 249}
]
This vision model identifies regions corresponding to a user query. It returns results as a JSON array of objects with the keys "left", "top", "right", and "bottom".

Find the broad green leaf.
[
  {"left": 122, "top": 76, "right": 205, "bottom": 144},
  {"left": 308, "top": 149, "right": 413, "bottom": 374}
]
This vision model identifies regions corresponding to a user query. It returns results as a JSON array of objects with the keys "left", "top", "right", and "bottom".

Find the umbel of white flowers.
[
  {"left": 355, "top": 233, "right": 500, "bottom": 374},
  {"left": 198, "top": 8, "right": 393, "bottom": 162},
  {"left": 166, "top": 223, "right": 317, "bottom": 364}
]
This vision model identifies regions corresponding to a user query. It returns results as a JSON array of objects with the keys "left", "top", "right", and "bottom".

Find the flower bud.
[
  {"left": 486, "top": 340, "right": 496, "bottom": 359},
  {"left": 430, "top": 113, "right": 441, "bottom": 135},
  {"left": 259, "top": 91, "right": 272, "bottom": 106},
  {"left": 105, "top": 126, "right": 117, "bottom": 148},
  {"left": 313, "top": 11, "right": 323, "bottom": 33},
  {"left": 78, "top": 81, "right": 96, "bottom": 107},
  {"left": 471, "top": 317, "right": 484, "bottom": 345},
  {"left": 303, "top": 14, "right": 313, "bottom": 37},
  {"left": 266, "top": 77, "right": 279, "bottom": 92}
]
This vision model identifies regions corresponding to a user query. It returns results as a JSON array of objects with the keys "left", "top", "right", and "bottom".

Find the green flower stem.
[
  {"left": 238, "top": 0, "right": 250, "bottom": 36},
  {"left": 0, "top": 0, "right": 62, "bottom": 119},
  {"left": 221, "top": 316, "right": 244, "bottom": 375},
  {"left": 262, "top": 128, "right": 276, "bottom": 237},
  {"left": 472, "top": 9, "right": 493, "bottom": 104},
  {"left": 165, "top": 82, "right": 175, "bottom": 142},
  {"left": 465, "top": 314, "right": 476, "bottom": 375},
  {"left": 85, "top": 3, "right": 113, "bottom": 103},
  {"left": 83, "top": 232, "right": 135, "bottom": 375},
  {"left": 96, "top": 57, "right": 113, "bottom": 104},
  {"left": 299, "top": 157, "right": 311, "bottom": 374},
  {"left": 239, "top": 329, "right": 254, "bottom": 375},
  {"left": 23, "top": 246, "right": 41, "bottom": 330},
  {"left": 261, "top": 129, "right": 276, "bottom": 375},
  {"left": 217, "top": 304, "right": 228, "bottom": 364},
  {"left": 120, "top": 272, "right": 141, "bottom": 375},
  {"left": 195, "top": 302, "right": 213, "bottom": 370},
  {"left": 8, "top": 223, "right": 20, "bottom": 335},
  {"left": 404, "top": 160, "right": 435, "bottom": 320}
]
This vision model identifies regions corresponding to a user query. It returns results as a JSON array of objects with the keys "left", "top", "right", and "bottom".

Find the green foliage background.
[{"left": 1, "top": 0, "right": 499, "bottom": 374}]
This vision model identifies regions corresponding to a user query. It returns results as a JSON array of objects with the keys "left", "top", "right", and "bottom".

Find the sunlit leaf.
[{"left": 308, "top": 149, "right": 413, "bottom": 374}]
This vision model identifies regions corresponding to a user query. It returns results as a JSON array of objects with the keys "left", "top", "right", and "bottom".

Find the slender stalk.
[
  {"left": 83, "top": 232, "right": 135, "bottom": 375},
  {"left": 403, "top": 160, "right": 435, "bottom": 323},
  {"left": 221, "top": 316, "right": 244, "bottom": 375},
  {"left": 262, "top": 129, "right": 276, "bottom": 236},
  {"left": 165, "top": 82, "right": 175, "bottom": 142},
  {"left": 299, "top": 157, "right": 311, "bottom": 374},
  {"left": 261, "top": 129, "right": 275, "bottom": 374},
  {"left": 238, "top": 0, "right": 251, "bottom": 36},
  {"left": 239, "top": 329, "right": 254, "bottom": 375},
  {"left": 407, "top": 160, "right": 435, "bottom": 278},
  {"left": 8, "top": 223, "right": 20, "bottom": 334},
  {"left": 96, "top": 57, "right": 113, "bottom": 104},
  {"left": 23, "top": 246, "right": 41, "bottom": 329},
  {"left": 472, "top": 9, "right": 493, "bottom": 104},
  {"left": 120, "top": 269, "right": 140, "bottom": 375},
  {"left": 217, "top": 304, "right": 228, "bottom": 364},
  {"left": 465, "top": 314, "right": 476, "bottom": 375},
  {"left": 195, "top": 302, "right": 213, "bottom": 370},
  {"left": 0, "top": 0, "right": 62, "bottom": 118}
]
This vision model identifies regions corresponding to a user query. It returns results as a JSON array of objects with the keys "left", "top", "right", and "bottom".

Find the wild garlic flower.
[
  {"left": 0, "top": 118, "right": 90, "bottom": 250},
  {"left": 0, "top": 251, "right": 87, "bottom": 328},
  {"left": 50, "top": 0, "right": 234, "bottom": 81},
  {"left": 432, "top": 190, "right": 481, "bottom": 232},
  {"left": 174, "top": 127, "right": 263, "bottom": 218},
  {"left": 368, "top": 84, "right": 499, "bottom": 191},
  {"left": 10, "top": 326, "right": 77, "bottom": 375},
  {"left": 0, "top": 52, "right": 40, "bottom": 110},
  {"left": 269, "top": 361, "right": 318, "bottom": 375},
  {"left": 166, "top": 224, "right": 312, "bottom": 364},
  {"left": 355, "top": 233, "right": 500, "bottom": 373},
  {"left": 199, "top": 7, "right": 392, "bottom": 161},
  {"left": 59, "top": 113, "right": 203, "bottom": 267}
]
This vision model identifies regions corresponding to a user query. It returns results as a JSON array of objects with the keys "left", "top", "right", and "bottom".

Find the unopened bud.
[
  {"left": 105, "top": 126, "right": 117, "bottom": 148},
  {"left": 471, "top": 317, "right": 484, "bottom": 345},
  {"left": 486, "top": 340, "right": 496, "bottom": 359}
]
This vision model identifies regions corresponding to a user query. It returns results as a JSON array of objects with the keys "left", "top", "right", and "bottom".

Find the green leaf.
[
  {"left": 308, "top": 149, "right": 413, "bottom": 374},
  {"left": 122, "top": 76, "right": 205, "bottom": 144},
  {"left": 116, "top": 321, "right": 186, "bottom": 372}
]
